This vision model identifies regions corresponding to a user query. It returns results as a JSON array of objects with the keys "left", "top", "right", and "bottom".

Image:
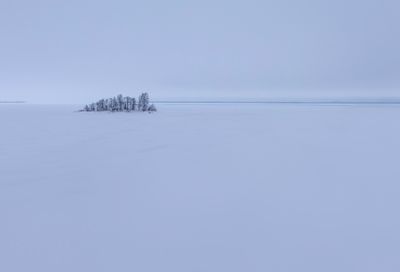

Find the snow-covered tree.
[
  {"left": 117, "top": 94, "right": 124, "bottom": 111},
  {"left": 138, "top": 92, "right": 149, "bottom": 111},
  {"left": 112, "top": 97, "right": 118, "bottom": 111},
  {"left": 131, "top": 97, "right": 137, "bottom": 111},
  {"left": 124, "top": 97, "right": 130, "bottom": 111},
  {"left": 90, "top": 103, "right": 96, "bottom": 111},
  {"left": 105, "top": 99, "right": 110, "bottom": 111}
]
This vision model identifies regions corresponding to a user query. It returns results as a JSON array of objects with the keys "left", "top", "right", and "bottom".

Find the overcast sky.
[{"left": 1, "top": 0, "right": 399, "bottom": 103}]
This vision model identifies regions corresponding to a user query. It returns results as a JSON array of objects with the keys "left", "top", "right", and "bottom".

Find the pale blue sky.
[{"left": 1, "top": 0, "right": 399, "bottom": 103}]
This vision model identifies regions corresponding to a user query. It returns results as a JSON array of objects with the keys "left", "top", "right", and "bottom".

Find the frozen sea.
[{"left": 1, "top": 103, "right": 400, "bottom": 272}]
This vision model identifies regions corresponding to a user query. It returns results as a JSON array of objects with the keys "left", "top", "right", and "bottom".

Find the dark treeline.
[{"left": 82, "top": 93, "right": 156, "bottom": 112}]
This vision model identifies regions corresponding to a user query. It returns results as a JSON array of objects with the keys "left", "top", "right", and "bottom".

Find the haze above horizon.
[{"left": 1, "top": 0, "right": 399, "bottom": 103}]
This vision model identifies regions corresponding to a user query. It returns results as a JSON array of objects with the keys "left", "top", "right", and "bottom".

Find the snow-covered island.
[{"left": 81, "top": 93, "right": 156, "bottom": 112}]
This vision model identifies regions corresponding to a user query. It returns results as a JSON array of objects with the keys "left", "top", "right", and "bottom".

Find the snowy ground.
[{"left": 1, "top": 103, "right": 400, "bottom": 272}]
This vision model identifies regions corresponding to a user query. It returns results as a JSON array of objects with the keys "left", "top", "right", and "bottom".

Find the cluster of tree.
[{"left": 82, "top": 93, "right": 156, "bottom": 112}]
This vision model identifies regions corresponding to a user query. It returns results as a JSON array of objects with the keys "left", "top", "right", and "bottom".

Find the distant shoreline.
[
  {"left": 153, "top": 100, "right": 400, "bottom": 105},
  {"left": 0, "top": 101, "right": 25, "bottom": 104}
]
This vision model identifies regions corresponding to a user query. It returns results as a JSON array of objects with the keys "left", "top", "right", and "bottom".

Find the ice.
[{"left": 1, "top": 103, "right": 400, "bottom": 272}]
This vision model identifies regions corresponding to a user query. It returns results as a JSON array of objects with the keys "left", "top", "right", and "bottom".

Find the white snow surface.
[{"left": 1, "top": 103, "right": 400, "bottom": 272}]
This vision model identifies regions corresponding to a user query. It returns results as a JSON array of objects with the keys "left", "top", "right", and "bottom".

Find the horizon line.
[
  {"left": 4, "top": 98, "right": 400, "bottom": 105},
  {"left": 153, "top": 99, "right": 400, "bottom": 105}
]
